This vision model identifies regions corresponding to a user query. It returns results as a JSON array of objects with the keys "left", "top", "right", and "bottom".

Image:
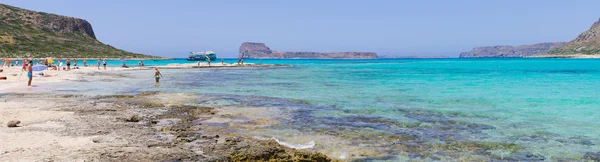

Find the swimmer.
[{"left": 154, "top": 67, "right": 162, "bottom": 83}]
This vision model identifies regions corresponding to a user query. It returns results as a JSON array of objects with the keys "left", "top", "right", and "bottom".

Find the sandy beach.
[{"left": 0, "top": 63, "right": 332, "bottom": 162}]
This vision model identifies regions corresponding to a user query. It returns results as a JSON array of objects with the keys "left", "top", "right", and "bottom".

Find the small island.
[{"left": 239, "top": 42, "right": 378, "bottom": 59}]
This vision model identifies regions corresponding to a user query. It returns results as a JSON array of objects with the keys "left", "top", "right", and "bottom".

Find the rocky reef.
[
  {"left": 459, "top": 42, "right": 566, "bottom": 58},
  {"left": 239, "top": 42, "right": 378, "bottom": 59}
]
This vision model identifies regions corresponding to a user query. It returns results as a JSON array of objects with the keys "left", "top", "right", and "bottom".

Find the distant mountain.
[
  {"left": 459, "top": 42, "right": 566, "bottom": 58},
  {"left": 379, "top": 55, "right": 449, "bottom": 59},
  {"left": 0, "top": 3, "right": 154, "bottom": 58},
  {"left": 543, "top": 18, "right": 600, "bottom": 57},
  {"left": 239, "top": 42, "right": 378, "bottom": 59}
]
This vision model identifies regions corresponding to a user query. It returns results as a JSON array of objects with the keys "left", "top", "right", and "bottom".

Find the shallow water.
[{"left": 43, "top": 58, "right": 600, "bottom": 160}]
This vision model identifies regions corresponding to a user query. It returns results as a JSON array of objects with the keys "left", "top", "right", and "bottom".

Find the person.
[
  {"left": 22, "top": 59, "right": 27, "bottom": 71},
  {"left": 97, "top": 59, "right": 101, "bottom": 70},
  {"left": 241, "top": 59, "right": 244, "bottom": 65},
  {"left": 141, "top": 61, "right": 144, "bottom": 67},
  {"left": 74, "top": 59, "right": 77, "bottom": 67},
  {"left": 197, "top": 61, "right": 200, "bottom": 66},
  {"left": 27, "top": 60, "right": 32, "bottom": 86},
  {"left": 83, "top": 60, "right": 87, "bottom": 67},
  {"left": 58, "top": 60, "right": 63, "bottom": 71},
  {"left": 6, "top": 58, "right": 10, "bottom": 67},
  {"left": 154, "top": 67, "right": 162, "bottom": 83},
  {"left": 237, "top": 57, "right": 241, "bottom": 65},
  {"left": 138, "top": 61, "right": 142, "bottom": 67},
  {"left": 221, "top": 59, "right": 224, "bottom": 65},
  {"left": 66, "top": 59, "right": 71, "bottom": 71},
  {"left": 206, "top": 56, "right": 211, "bottom": 66},
  {"left": 260, "top": 59, "right": 262, "bottom": 65},
  {"left": 103, "top": 59, "right": 107, "bottom": 70}
]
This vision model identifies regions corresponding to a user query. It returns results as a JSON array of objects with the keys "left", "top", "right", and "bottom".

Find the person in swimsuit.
[
  {"left": 27, "top": 61, "right": 32, "bottom": 86},
  {"left": 83, "top": 60, "right": 87, "bottom": 67},
  {"left": 74, "top": 59, "right": 77, "bottom": 67},
  {"left": 66, "top": 59, "right": 71, "bottom": 71},
  {"left": 22, "top": 59, "right": 27, "bottom": 71},
  {"left": 154, "top": 67, "right": 162, "bottom": 83},
  {"left": 103, "top": 59, "right": 107, "bottom": 70}
]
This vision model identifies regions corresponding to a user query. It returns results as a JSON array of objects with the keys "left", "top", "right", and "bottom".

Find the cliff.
[
  {"left": 544, "top": 18, "right": 600, "bottom": 56},
  {"left": 238, "top": 42, "right": 377, "bottom": 59},
  {"left": 459, "top": 42, "right": 566, "bottom": 58},
  {"left": 0, "top": 3, "right": 154, "bottom": 58}
]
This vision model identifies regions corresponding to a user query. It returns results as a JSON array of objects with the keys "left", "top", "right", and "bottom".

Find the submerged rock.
[
  {"left": 583, "top": 152, "right": 600, "bottom": 161},
  {"left": 7, "top": 120, "right": 20, "bottom": 127},
  {"left": 125, "top": 115, "right": 142, "bottom": 122}
]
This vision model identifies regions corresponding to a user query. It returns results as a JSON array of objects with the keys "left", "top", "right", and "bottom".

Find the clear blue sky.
[{"left": 2, "top": 0, "right": 599, "bottom": 58}]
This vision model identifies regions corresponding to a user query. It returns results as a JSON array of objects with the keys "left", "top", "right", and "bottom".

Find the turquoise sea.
[{"left": 47, "top": 58, "right": 600, "bottom": 160}]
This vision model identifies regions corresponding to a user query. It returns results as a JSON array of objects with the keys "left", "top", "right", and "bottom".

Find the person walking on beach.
[
  {"left": 103, "top": 59, "right": 107, "bottom": 70},
  {"left": 58, "top": 59, "right": 63, "bottom": 71},
  {"left": 22, "top": 59, "right": 27, "bottom": 71},
  {"left": 206, "top": 56, "right": 211, "bottom": 66},
  {"left": 27, "top": 60, "right": 32, "bottom": 86},
  {"left": 66, "top": 59, "right": 71, "bottom": 71},
  {"left": 154, "top": 67, "right": 162, "bottom": 83}
]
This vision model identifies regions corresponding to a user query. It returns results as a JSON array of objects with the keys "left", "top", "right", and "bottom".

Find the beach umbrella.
[{"left": 32, "top": 65, "right": 47, "bottom": 71}]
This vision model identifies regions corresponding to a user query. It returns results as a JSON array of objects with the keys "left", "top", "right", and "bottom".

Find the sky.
[{"left": 1, "top": 0, "right": 599, "bottom": 58}]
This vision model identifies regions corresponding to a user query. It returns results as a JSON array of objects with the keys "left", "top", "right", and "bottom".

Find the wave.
[{"left": 254, "top": 136, "right": 315, "bottom": 149}]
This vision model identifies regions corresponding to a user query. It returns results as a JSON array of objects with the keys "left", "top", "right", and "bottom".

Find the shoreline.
[
  {"left": 1, "top": 57, "right": 173, "bottom": 60},
  {"left": 528, "top": 54, "right": 600, "bottom": 58},
  {"left": 0, "top": 63, "right": 333, "bottom": 161}
]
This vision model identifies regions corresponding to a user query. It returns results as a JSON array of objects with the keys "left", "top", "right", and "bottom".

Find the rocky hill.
[
  {"left": 544, "top": 18, "right": 600, "bottom": 57},
  {"left": 0, "top": 4, "right": 153, "bottom": 58},
  {"left": 459, "top": 42, "right": 566, "bottom": 58},
  {"left": 239, "top": 42, "right": 377, "bottom": 59}
]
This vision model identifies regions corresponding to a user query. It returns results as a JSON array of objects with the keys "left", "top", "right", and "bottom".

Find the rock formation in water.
[
  {"left": 544, "top": 18, "right": 600, "bottom": 56},
  {"left": 459, "top": 42, "right": 567, "bottom": 58},
  {"left": 238, "top": 42, "right": 378, "bottom": 59},
  {"left": 0, "top": 3, "right": 154, "bottom": 58}
]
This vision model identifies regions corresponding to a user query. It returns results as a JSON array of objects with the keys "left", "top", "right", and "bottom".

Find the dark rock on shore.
[
  {"left": 239, "top": 42, "right": 378, "bottom": 59},
  {"left": 459, "top": 42, "right": 566, "bottom": 58},
  {"left": 205, "top": 137, "right": 334, "bottom": 162},
  {"left": 7, "top": 120, "right": 20, "bottom": 127}
]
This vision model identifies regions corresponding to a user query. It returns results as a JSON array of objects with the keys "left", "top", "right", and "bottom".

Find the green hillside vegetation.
[
  {"left": 0, "top": 4, "right": 155, "bottom": 58},
  {"left": 545, "top": 18, "right": 600, "bottom": 55}
]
